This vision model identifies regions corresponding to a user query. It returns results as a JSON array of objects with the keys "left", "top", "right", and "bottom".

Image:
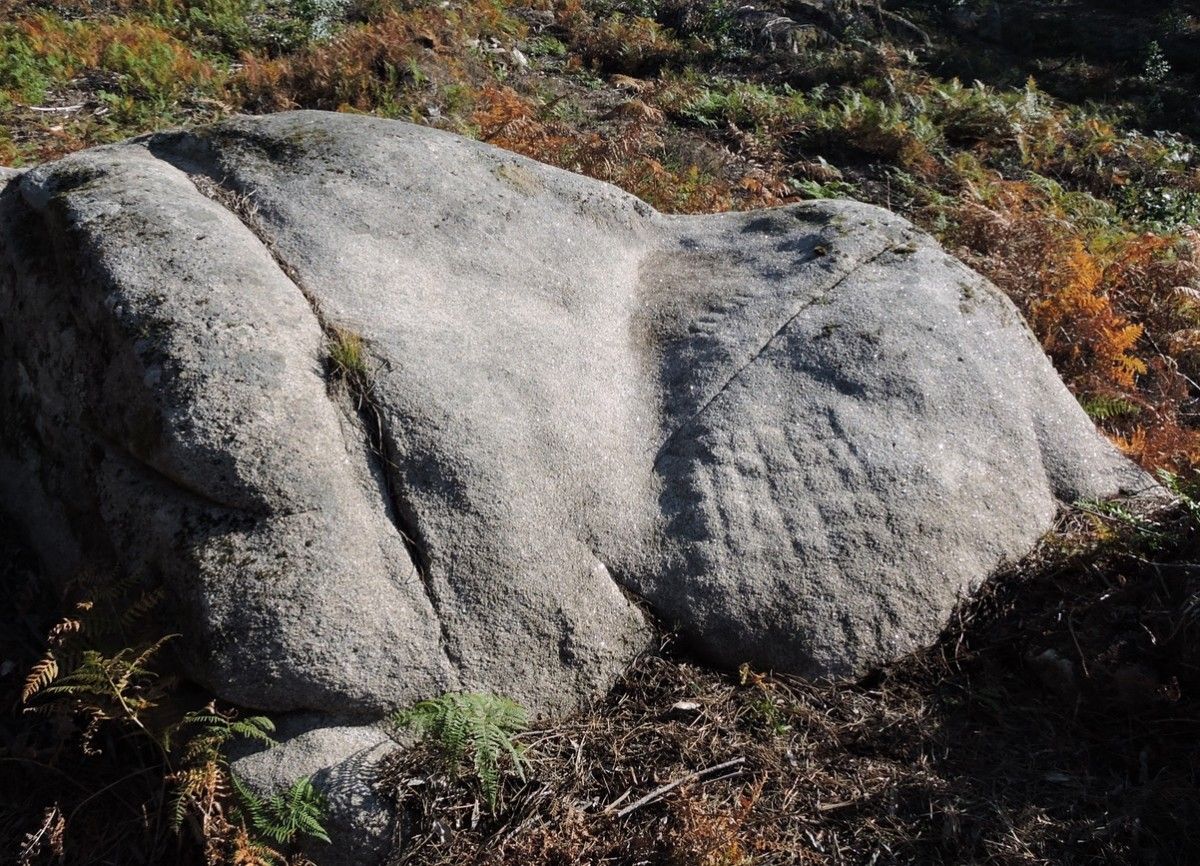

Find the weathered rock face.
[{"left": 0, "top": 111, "right": 1148, "bottom": 723}]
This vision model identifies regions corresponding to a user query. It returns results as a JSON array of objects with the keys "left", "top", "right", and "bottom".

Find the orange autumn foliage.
[
  {"left": 946, "top": 178, "right": 1200, "bottom": 471},
  {"left": 1031, "top": 241, "right": 1146, "bottom": 390},
  {"left": 472, "top": 84, "right": 791, "bottom": 214},
  {"left": 235, "top": 1, "right": 521, "bottom": 113}
]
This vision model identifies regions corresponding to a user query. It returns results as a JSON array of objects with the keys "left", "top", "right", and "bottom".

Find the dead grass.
[{"left": 470, "top": 83, "right": 791, "bottom": 213}]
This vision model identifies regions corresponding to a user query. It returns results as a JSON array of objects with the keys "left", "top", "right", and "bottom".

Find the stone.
[
  {"left": 1, "top": 109, "right": 1155, "bottom": 864},
  {"left": 230, "top": 719, "right": 396, "bottom": 866},
  {"left": 0, "top": 109, "right": 1149, "bottom": 714}
]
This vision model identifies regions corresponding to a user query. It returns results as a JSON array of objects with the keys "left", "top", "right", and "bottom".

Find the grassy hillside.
[{"left": 3, "top": 1, "right": 1200, "bottom": 864}]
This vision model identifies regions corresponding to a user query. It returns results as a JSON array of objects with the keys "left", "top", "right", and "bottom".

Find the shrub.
[
  {"left": 18, "top": 581, "right": 325, "bottom": 864},
  {"left": 573, "top": 12, "right": 682, "bottom": 75}
]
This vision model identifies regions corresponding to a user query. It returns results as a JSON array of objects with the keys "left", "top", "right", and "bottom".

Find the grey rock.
[
  {"left": 0, "top": 111, "right": 1150, "bottom": 722},
  {"left": 0, "top": 168, "right": 21, "bottom": 199},
  {"left": 231, "top": 719, "right": 396, "bottom": 866}
]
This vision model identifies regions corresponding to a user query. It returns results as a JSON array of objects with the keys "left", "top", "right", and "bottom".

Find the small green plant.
[
  {"left": 20, "top": 580, "right": 324, "bottom": 864},
  {"left": 393, "top": 692, "right": 530, "bottom": 808},
  {"left": 232, "top": 774, "right": 332, "bottom": 847},
  {"left": 1079, "top": 394, "right": 1142, "bottom": 422},
  {"left": 792, "top": 177, "right": 862, "bottom": 200},
  {"left": 526, "top": 35, "right": 568, "bottom": 58},
  {"left": 1079, "top": 471, "right": 1200, "bottom": 555},
  {"left": 1076, "top": 492, "right": 1182, "bottom": 552},
  {"left": 1141, "top": 40, "right": 1172, "bottom": 86},
  {"left": 748, "top": 693, "right": 792, "bottom": 736},
  {"left": 167, "top": 706, "right": 278, "bottom": 758},
  {"left": 328, "top": 326, "right": 368, "bottom": 383}
]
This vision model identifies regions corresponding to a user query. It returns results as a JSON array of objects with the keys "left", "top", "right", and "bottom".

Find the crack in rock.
[
  {"left": 653, "top": 242, "right": 895, "bottom": 468},
  {"left": 149, "top": 148, "right": 459, "bottom": 673}
]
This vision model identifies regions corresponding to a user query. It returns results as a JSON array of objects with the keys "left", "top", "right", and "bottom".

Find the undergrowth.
[
  {"left": 1, "top": 550, "right": 329, "bottom": 865},
  {"left": 392, "top": 692, "right": 529, "bottom": 810}
]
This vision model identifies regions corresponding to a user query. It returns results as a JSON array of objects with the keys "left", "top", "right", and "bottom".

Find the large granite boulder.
[{"left": 0, "top": 110, "right": 1147, "bottom": 718}]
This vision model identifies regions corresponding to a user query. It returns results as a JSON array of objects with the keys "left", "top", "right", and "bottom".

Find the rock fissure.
[
  {"left": 350, "top": 370, "right": 461, "bottom": 670},
  {"left": 652, "top": 242, "right": 894, "bottom": 468},
  {"left": 163, "top": 157, "right": 458, "bottom": 670}
]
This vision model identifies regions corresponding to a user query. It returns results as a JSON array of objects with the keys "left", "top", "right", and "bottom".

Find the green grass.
[{"left": 328, "top": 327, "right": 368, "bottom": 383}]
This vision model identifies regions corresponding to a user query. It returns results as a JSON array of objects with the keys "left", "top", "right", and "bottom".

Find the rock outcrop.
[{"left": 0, "top": 110, "right": 1150, "bottom": 861}]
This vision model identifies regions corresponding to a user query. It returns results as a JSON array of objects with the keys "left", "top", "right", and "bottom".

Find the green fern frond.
[
  {"left": 233, "top": 774, "right": 330, "bottom": 846},
  {"left": 1080, "top": 393, "right": 1142, "bottom": 421},
  {"left": 230, "top": 716, "right": 277, "bottom": 744},
  {"left": 232, "top": 772, "right": 268, "bottom": 826},
  {"left": 40, "top": 650, "right": 120, "bottom": 698},
  {"left": 170, "top": 786, "right": 189, "bottom": 831},
  {"left": 168, "top": 707, "right": 279, "bottom": 759},
  {"left": 393, "top": 691, "right": 530, "bottom": 809},
  {"left": 282, "top": 778, "right": 331, "bottom": 844}
]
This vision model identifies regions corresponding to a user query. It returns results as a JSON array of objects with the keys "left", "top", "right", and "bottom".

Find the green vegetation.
[
  {"left": 1158, "top": 467, "right": 1200, "bottom": 528},
  {"left": 1080, "top": 468, "right": 1198, "bottom": 555},
  {"left": 5, "top": 565, "right": 327, "bottom": 865},
  {"left": 328, "top": 326, "right": 369, "bottom": 384},
  {"left": 393, "top": 691, "right": 530, "bottom": 809},
  {"left": 231, "top": 775, "right": 332, "bottom": 848}
]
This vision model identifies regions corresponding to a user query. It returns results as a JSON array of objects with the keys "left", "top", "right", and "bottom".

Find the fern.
[
  {"left": 166, "top": 703, "right": 279, "bottom": 836},
  {"left": 17, "top": 579, "right": 302, "bottom": 861},
  {"left": 232, "top": 773, "right": 331, "bottom": 846},
  {"left": 27, "top": 635, "right": 175, "bottom": 744},
  {"left": 121, "top": 586, "right": 166, "bottom": 628},
  {"left": 22, "top": 655, "right": 59, "bottom": 703},
  {"left": 166, "top": 705, "right": 277, "bottom": 756},
  {"left": 228, "top": 827, "right": 289, "bottom": 866},
  {"left": 393, "top": 692, "right": 530, "bottom": 809},
  {"left": 1080, "top": 394, "right": 1142, "bottom": 422},
  {"left": 21, "top": 606, "right": 91, "bottom": 703},
  {"left": 40, "top": 635, "right": 174, "bottom": 710}
]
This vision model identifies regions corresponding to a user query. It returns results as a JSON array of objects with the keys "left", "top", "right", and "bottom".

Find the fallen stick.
[{"left": 613, "top": 757, "right": 745, "bottom": 817}]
